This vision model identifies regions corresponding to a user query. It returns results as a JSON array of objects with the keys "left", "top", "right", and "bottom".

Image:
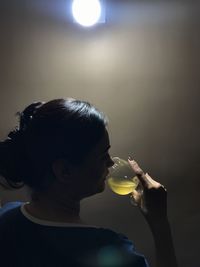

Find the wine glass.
[{"left": 107, "top": 157, "right": 144, "bottom": 206}]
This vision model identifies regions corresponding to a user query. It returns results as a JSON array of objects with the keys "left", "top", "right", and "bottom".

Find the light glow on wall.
[{"left": 72, "top": 0, "right": 102, "bottom": 27}]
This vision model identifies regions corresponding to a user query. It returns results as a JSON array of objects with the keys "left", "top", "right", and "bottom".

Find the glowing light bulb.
[{"left": 72, "top": 0, "right": 102, "bottom": 27}]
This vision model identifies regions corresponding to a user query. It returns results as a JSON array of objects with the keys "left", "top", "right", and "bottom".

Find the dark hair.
[{"left": 0, "top": 98, "right": 108, "bottom": 191}]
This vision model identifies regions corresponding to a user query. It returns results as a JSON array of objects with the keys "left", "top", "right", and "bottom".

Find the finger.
[
  {"left": 128, "top": 157, "right": 143, "bottom": 175},
  {"left": 128, "top": 158, "right": 150, "bottom": 188},
  {"left": 145, "top": 173, "right": 161, "bottom": 188},
  {"left": 131, "top": 190, "right": 147, "bottom": 213},
  {"left": 130, "top": 190, "right": 141, "bottom": 207},
  {"left": 160, "top": 185, "right": 167, "bottom": 192},
  {"left": 146, "top": 173, "right": 167, "bottom": 191},
  {"left": 132, "top": 189, "right": 141, "bottom": 203}
]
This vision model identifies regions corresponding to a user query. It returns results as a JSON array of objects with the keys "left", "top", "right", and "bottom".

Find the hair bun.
[
  {"left": 17, "top": 101, "right": 44, "bottom": 131},
  {"left": 7, "top": 128, "right": 22, "bottom": 142}
]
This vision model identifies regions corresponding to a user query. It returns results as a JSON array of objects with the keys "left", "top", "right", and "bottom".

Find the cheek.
[
  {"left": 84, "top": 162, "right": 105, "bottom": 183},
  {"left": 75, "top": 162, "right": 106, "bottom": 196},
  {"left": 76, "top": 157, "right": 106, "bottom": 183}
]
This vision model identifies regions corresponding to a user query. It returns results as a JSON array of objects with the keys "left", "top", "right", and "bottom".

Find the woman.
[{"left": 0, "top": 98, "right": 177, "bottom": 267}]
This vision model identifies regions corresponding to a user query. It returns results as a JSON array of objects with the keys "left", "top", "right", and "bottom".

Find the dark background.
[{"left": 0, "top": 1, "right": 200, "bottom": 266}]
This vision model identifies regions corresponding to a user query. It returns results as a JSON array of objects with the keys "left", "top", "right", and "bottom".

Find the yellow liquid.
[{"left": 107, "top": 177, "right": 138, "bottom": 195}]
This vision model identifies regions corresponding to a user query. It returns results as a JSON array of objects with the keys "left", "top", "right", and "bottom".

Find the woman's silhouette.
[{"left": 0, "top": 98, "right": 177, "bottom": 267}]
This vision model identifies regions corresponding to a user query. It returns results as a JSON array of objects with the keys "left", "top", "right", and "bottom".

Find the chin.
[
  {"left": 90, "top": 183, "right": 105, "bottom": 196},
  {"left": 81, "top": 185, "right": 105, "bottom": 199},
  {"left": 97, "top": 180, "right": 106, "bottom": 192}
]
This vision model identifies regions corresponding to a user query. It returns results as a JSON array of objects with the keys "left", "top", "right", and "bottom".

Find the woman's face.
[{"left": 69, "top": 129, "right": 114, "bottom": 199}]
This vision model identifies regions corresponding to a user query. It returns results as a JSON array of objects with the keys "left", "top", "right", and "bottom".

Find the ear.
[{"left": 51, "top": 158, "right": 71, "bottom": 184}]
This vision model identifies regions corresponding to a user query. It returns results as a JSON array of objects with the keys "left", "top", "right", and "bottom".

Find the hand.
[
  {"left": 128, "top": 158, "right": 167, "bottom": 221},
  {"left": 128, "top": 158, "right": 178, "bottom": 267}
]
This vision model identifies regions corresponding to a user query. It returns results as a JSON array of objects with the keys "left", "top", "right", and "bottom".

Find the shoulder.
[
  {"left": 0, "top": 201, "right": 23, "bottom": 216},
  {"left": 86, "top": 228, "right": 149, "bottom": 267},
  {"left": 0, "top": 202, "right": 23, "bottom": 253},
  {"left": 93, "top": 227, "right": 134, "bottom": 250},
  {"left": 0, "top": 201, "right": 25, "bottom": 235}
]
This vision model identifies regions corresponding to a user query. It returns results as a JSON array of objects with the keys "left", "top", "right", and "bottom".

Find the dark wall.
[{"left": 0, "top": 1, "right": 200, "bottom": 266}]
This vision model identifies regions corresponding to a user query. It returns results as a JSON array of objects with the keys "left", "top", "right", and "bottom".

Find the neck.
[{"left": 25, "top": 190, "right": 84, "bottom": 224}]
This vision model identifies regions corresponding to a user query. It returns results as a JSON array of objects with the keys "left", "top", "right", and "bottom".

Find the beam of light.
[{"left": 72, "top": 0, "right": 102, "bottom": 27}]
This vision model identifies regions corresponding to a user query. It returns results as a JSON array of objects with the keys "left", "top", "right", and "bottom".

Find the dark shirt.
[{"left": 0, "top": 202, "right": 149, "bottom": 267}]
